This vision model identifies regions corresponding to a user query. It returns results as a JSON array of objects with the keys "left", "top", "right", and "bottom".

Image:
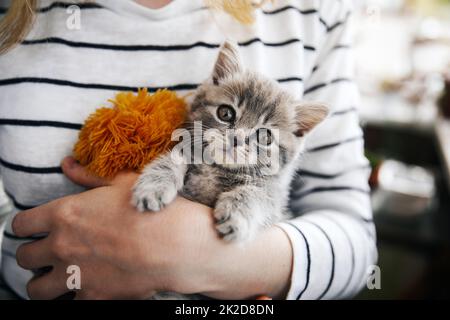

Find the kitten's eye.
[
  {"left": 256, "top": 128, "right": 273, "bottom": 146},
  {"left": 217, "top": 104, "right": 236, "bottom": 123}
]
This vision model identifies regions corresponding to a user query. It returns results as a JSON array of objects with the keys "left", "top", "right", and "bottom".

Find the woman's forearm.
[
  {"left": 133, "top": 198, "right": 294, "bottom": 300},
  {"left": 14, "top": 156, "right": 294, "bottom": 300},
  {"left": 200, "top": 224, "right": 293, "bottom": 300}
]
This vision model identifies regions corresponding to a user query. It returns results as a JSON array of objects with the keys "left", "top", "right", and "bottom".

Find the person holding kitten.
[{"left": 0, "top": 0, "right": 377, "bottom": 300}]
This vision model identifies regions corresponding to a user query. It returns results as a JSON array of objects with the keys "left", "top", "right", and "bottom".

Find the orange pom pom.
[{"left": 73, "top": 88, "right": 187, "bottom": 178}]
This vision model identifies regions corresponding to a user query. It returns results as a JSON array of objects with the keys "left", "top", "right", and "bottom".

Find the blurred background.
[{"left": 353, "top": 0, "right": 450, "bottom": 299}]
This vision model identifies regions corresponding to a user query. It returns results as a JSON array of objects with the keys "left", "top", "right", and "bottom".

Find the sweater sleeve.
[{"left": 277, "top": 0, "right": 377, "bottom": 300}]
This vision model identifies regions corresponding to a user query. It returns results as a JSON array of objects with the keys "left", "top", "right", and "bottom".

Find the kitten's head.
[{"left": 188, "top": 41, "right": 328, "bottom": 175}]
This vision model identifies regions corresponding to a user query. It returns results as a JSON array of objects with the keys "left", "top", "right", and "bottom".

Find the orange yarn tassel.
[{"left": 73, "top": 88, "right": 187, "bottom": 178}]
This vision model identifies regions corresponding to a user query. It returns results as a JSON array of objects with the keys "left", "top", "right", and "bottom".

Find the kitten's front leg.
[
  {"left": 132, "top": 152, "right": 187, "bottom": 212},
  {"left": 214, "top": 185, "right": 279, "bottom": 242}
]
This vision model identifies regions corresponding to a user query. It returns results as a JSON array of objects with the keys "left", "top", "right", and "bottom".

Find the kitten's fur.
[{"left": 132, "top": 41, "right": 328, "bottom": 298}]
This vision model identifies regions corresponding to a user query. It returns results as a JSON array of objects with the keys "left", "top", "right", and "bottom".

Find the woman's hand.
[{"left": 12, "top": 157, "right": 293, "bottom": 299}]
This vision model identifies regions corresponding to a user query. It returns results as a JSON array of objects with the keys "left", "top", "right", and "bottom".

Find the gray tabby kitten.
[{"left": 132, "top": 41, "right": 328, "bottom": 243}]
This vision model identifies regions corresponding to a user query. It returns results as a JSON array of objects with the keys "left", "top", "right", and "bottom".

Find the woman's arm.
[
  {"left": 200, "top": 222, "right": 293, "bottom": 299},
  {"left": 12, "top": 157, "right": 292, "bottom": 299}
]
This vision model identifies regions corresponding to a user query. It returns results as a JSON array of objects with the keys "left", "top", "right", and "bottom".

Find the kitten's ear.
[
  {"left": 212, "top": 41, "right": 243, "bottom": 84},
  {"left": 294, "top": 102, "right": 329, "bottom": 137}
]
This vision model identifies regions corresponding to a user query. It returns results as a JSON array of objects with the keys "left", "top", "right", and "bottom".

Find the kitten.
[{"left": 132, "top": 41, "right": 328, "bottom": 243}]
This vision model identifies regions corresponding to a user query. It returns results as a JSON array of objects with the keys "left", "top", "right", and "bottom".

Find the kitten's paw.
[
  {"left": 214, "top": 196, "right": 254, "bottom": 242},
  {"left": 132, "top": 175, "right": 178, "bottom": 212}
]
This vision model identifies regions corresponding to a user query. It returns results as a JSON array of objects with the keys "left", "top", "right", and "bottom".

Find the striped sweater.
[{"left": 0, "top": 0, "right": 377, "bottom": 299}]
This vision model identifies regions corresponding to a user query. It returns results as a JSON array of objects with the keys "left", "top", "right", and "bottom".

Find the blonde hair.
[
  {"left": 0, "top": 0, "right": 36, "bottom": 54},
  {"left": 0, "top": 0, "right": 271, "bottom": 54}
]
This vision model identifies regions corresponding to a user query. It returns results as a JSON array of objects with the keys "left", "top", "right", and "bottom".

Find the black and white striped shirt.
[{"left": 0, "top": 0, "right": 377, "bottom": 299}]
